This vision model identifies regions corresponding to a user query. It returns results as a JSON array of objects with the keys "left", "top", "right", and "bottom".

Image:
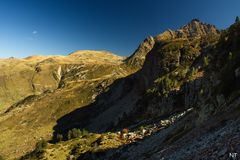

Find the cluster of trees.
[
  {"left": 56, "top": 128, "right": 89, "bottom": 142},
  {"left": 157, "top": 76, "right": 178, "bottom": 97}
]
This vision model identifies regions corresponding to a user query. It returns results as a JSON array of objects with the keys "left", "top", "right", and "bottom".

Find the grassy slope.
[{"left": 0, "top": 51, "right": 136, "bottom": 159}]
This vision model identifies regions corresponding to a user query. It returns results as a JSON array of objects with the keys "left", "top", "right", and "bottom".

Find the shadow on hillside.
[
  {"left": 52, "top": 40, "right": 212, "bottom": 142},
  {"left": 52, "top": 68, "right": 206, "bottom": 143},
  {"left": 52, "top": 70, "right": 142, "bottom": 140}
]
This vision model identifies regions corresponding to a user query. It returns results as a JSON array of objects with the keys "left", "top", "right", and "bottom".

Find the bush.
[
  {"left": 188, "top": 67, "right": 198, "bottom": 80},
  {"left": 158, "top": 76, "right": 177, "bottom": 97},
  {"left": 67, "top": 130, "right": 73, "bottom": 140},
  {"left": 71, "top": 128, "right": 82, "bottom": 138},
  {"left": 120, "top": 128, "right": 129, "bottom": 139},
  {"left": 228, "top": 52, "right": 233, "bottom": 61},
  {"left": 56, "top": 134, "right": 63, "bottom": 142},
  {"left": 203, "top": 56, "right": 209, "bottom": 67},
  {"left": 82, "top": 128, "right": 89, "bottom": 136},
  {"left": 122, "top": 128, "right": 129, "bottom": 134}
]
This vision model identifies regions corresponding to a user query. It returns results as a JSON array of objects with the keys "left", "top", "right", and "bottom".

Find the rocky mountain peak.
[
  {"left": 132, "top": 36, "right": 155, "bottom": 59},
  {"left": 156, "top": 19, "right": 219, "bottom": 41},
  {"left": 178, "top": 19, "right": 219, "bottom": 38},
  {"left": 124, "top": 36, "right": 155, "bottom": 69}
]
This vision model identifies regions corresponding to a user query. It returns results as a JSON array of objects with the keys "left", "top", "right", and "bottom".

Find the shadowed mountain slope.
[{"left": 52, "top": 19, "right": 220, "bottom": 134}]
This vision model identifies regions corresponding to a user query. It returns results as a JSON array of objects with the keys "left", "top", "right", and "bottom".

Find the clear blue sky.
[{"left": 0, "top": 0, "right": 239, "bottom": 58}]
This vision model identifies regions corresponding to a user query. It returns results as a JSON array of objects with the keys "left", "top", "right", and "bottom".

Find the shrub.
[
  {"left": 203, "top": 56, "right": 209, "bottom": 67},
  {"left": 82, "top": 128, "right": 89, "bottom": 136},
  {"left": 71, "top": 128, "right": 82, "bottom": 138},
  {"left": 158, "top": 76, "right": 177, "bottom": 97},
  {"left": 228, "top": 52, "right": 233, "bottom": 61},
  {"left": 67, "top": 130, "right": 73, "bottom": 140},
  {"left": 120, "top": 128, "right": 129, "bottom": 139},
  {"left": 122, "top": 128, "right": 129, "bottom": 134},
  {"left": 188, "top": 67, "right": 198, "bottom": 80},
  {"left": 56, "top": 134, "right": 63, "bottom": 142}
]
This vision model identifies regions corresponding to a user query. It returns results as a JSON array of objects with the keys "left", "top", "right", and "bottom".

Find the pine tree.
[
  {"left": 235, "top": 16, "right": 240, "bottom": 23},
  {"left": 228, "top": 52, "right": 233, "bottom": 61},
  {"left": 67, "top": 130, "right": 72, "bottom": 140},
  {"left": 203, "top": 56, "right": 209, "bottom": 67},
  {"left": 82, "top": 128, "right": 89, "bottom": 136}
]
